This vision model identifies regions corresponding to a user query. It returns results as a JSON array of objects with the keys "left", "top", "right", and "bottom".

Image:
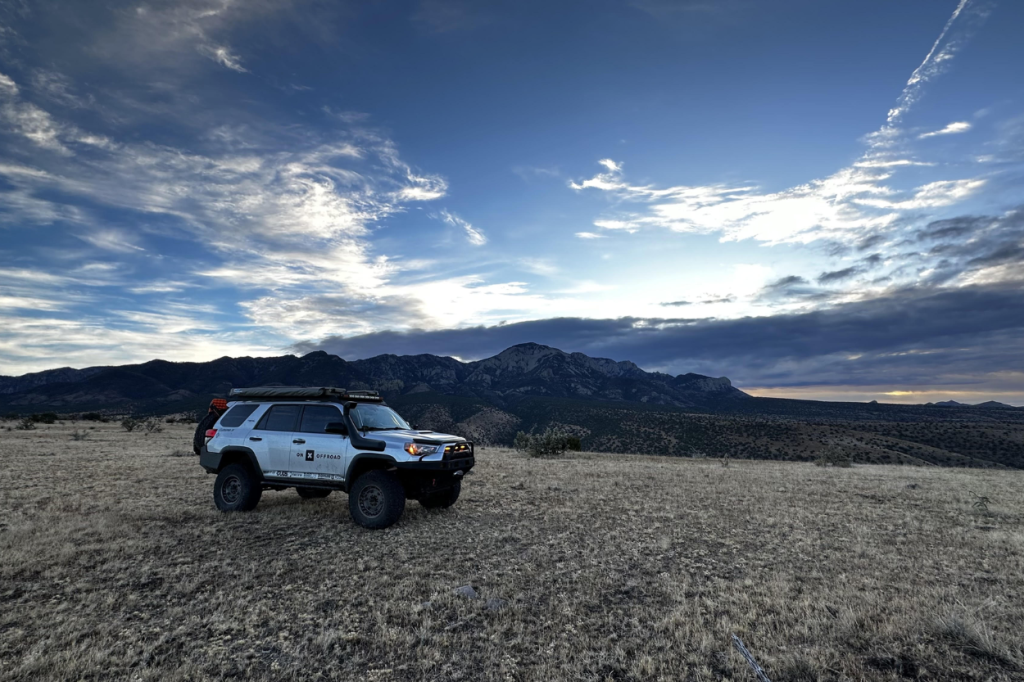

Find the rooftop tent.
[{"left": 227, "top": 387, "right": 382, "bottom": 402}]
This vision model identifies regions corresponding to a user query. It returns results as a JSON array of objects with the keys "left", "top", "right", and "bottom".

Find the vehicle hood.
[{"left": 372, "top": 429, "right": 467, "bottom": 444}]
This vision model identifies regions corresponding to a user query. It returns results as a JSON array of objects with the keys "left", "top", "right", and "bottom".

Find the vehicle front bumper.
[{"left": 393, "top": 456, "right": 475, "bottom": 474}]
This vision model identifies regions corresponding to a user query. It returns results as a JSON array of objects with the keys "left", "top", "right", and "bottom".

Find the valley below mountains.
[{"left": 3, "top": 343, "right": 1023, "bottom": 468}]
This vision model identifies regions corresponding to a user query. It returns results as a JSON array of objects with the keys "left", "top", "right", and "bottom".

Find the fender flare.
[
  {"left": 345, "top": 453, "right": 397, "bottom": 484},
  {"left": 203, "top": 446, "right": 263, "bottom": 480}
]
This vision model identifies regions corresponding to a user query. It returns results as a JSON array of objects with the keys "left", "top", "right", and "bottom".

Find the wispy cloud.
[
  {"left": 199, "top": 44, "right": 248, "bottom": 72},
  {"left": 919, "top": 121, "right": 972, "bottom": 138},
  {"left": 439, "top": 209, "right": 487, "bottom": 245},
  {"left": 0, "top": 70, "right": 70, "bottom": 154},
  {"left": 76, "top": 229, "right": 146, "bottom": 253},
  {"left": 885, "top": 0, "right": 994, "bottom": 127},
  {"left": 570, "top": 0, "right": 995, "bottom": 253},
  {"left": 0, "top": 66, "right": 464, "bottom": 369}
]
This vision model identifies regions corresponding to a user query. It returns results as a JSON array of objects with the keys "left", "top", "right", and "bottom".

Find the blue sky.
[{"left": 1, "top": 0, "right": 1023, "bottom": 404}]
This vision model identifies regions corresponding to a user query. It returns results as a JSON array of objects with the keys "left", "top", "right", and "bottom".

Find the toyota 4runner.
[{"left": 198, "top": 387, "right": 475, "bottom": 529}]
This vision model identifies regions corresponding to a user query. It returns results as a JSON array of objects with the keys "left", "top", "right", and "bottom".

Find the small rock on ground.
[
  {"left": 485, "top": 598, "right": 507, "bottom": 611},
  {"left": 454, "top": 585, "right": 478, "bottom": 599}
]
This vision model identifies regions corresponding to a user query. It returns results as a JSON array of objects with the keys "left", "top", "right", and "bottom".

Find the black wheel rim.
[
  {"left": 222, "top": 475, "right": 242, "bottom": 504},
  {"left": 358, "top": 484, "right": 385, "bottom": 518}
]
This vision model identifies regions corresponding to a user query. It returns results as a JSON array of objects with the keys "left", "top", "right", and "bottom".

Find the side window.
[
  {"left": 298, "top": 405, "right": 343, "bottom": 434},
  {"left": 254, "top": 404, "right": 301, "bottom": 432},
  {"left": 218, "top": 404, "right": 259, "bottom": 428}
]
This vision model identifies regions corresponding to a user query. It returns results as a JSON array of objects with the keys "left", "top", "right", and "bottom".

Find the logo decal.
[{"left": 305, "top": 449, "right": 315, "bottom": 461}]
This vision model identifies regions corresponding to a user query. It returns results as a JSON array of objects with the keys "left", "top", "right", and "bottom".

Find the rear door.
[
  {"left": 248, "top": 403, "right": 303, "bottom": 476},
  {"left": 291, "top": 404, "right": 349, "bottom": 483}
]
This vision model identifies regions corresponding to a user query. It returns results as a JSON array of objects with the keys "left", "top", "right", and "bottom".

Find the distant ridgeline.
[{"left": 2, "top": 343, "right": 1023, "bottom": 468}]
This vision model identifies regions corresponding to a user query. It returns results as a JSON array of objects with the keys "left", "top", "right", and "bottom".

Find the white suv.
[{"left": 198, "top": 387, "right": 475, "bottom": 529}]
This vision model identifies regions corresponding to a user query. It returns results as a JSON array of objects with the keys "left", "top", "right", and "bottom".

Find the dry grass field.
[{"left": 2, "top": 421, "right": 1023, "bottom": 681}]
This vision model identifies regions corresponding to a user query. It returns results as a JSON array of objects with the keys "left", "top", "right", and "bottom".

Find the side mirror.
[{"left": 325, "top": 421, "right": 348, "bottom": 436}]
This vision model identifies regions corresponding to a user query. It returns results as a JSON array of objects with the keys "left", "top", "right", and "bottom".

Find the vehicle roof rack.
[{"left": 228, "top": 387, "right": 383, "bottom": 402}]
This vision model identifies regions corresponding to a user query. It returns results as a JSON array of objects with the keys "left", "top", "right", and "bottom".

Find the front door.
[{"left": 290, "top": 404, "right": 349, "bottom": 484}]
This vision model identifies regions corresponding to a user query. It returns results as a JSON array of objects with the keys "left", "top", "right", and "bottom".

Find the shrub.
[
  {"left": 814, "top": 450, "right": 853, "bottom": 468},
  {"left": 31, "top": 412, "right": 58, "bottom": 424},
  {"left": 121, "top": 417, "right": 142, "bottom": 432},
  {"left": 143, "top": 419, "right": 164, "bottom": 434},
  {"left": 70, "top": 429, "right": 89, "bottom": 441},
  {"left": 81, "top": 412, "right": 105, "bottom": 422},
  {"left": 514, "top": 428, "right": 578, "bottom": 457},
  {"left": 15, "top": 418, "right": 36, "bottom": 431}
]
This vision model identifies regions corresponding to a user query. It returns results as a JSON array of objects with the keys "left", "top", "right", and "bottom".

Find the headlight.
[{"left": 404, "top": 442, "right": 439, "bottom": 456}]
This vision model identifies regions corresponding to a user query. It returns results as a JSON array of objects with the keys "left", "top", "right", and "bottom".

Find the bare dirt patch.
[{"left": 1, "top": 422, "right": 1023, "bottom": 680}]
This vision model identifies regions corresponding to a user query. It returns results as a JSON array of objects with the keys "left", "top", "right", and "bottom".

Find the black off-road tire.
[
  {"left": 420, "top": 480, "right": 461, "bottom": 509},
  {"left": 213, "top": 463, "right": 262, "bottom": 512},
  {"left": 348, "top": 470, "right": 405, "bottom": 529},
  {"left": 297, "top": 487, "right": 332, "bottom": 499}
]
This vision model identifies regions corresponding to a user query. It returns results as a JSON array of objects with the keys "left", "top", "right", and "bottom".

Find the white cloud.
[
  {"left": 0, "top": 72, "right": 17, "bottom": 95},
  {"left": 519, "top": 258, "right": 558, "bottom": 276},
  {"left": 885, "top": 0, "right": 993, "bottom": 127},
  {"left": 0, "top": 69, "right": 466, "bottom": 366},
  {"left": 569, "top": 1, "right": 994, "bottom": 248},
  {"left": 575, "top": 231, "right": 605, "bottom": 239},
  {"left": 0, "top": 311, "right": 277, "bottom": 375},
  {"left": 76, "top": 229, "right": 146, "bottom": 253},
  {"left": 594, "top": 219, "right": 640, "bottom": 233},
  {"left": 0, "top": 71, "right": 71, "bottom": 154},
  {"left": 919, "top": 121, "right": 972, "bottom": 138},
  {"left": 439, "top": 209, "right": 487, "bottom": 246},
  {"left": 200, "top": 44, "right": 248, "bottom": 72}
]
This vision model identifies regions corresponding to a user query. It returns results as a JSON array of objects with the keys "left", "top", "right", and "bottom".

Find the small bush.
[
  {"left": 81, "top": 412, "right": 105, "bottom": 422},
  {"left": 143, "top": 419, "right": 164, "bottom": 434},
  {"left": 814, "top": 446, "right": 853, "bottom": 468},
  {"left": 16, "top": 418, "right": 36, "bottom": 431},
  {"left": 971, "top": 491, "right": 992, "bottom": 515},
  {"left": 31, "top": 412, "right": 58, "bottom": 424},
  {"left": 514, "top": 428, "right": 578, "bottom": 457},
  {"left": 70, "top": 429, "right": 89, "bottom": 441},
  {"left": 121, "top": 417, "right": 142, "bottom": 432}
]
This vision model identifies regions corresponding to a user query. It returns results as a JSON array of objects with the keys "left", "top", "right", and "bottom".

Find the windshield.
[{"left": 349, "top": 403, "right": 411, "bottom": 431}]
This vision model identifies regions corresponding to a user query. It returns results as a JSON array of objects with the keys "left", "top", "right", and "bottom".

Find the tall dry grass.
[{"left": 1, "top": 421, "right": 1022, "bottom": 680}]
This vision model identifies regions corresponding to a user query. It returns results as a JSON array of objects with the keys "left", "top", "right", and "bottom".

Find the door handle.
[
  {"left": 293, "top": 438, "right": 305, "bottom": 444},
  {"left": 249, "top": 437, "right": 262, "bottom": 442}
]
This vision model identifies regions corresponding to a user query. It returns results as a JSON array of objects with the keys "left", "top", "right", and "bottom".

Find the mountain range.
[
  {"left": 3, "top": 343, "right": 1023, "bottom": 468},
  {"left": 0, "top": 343, "right": 747, "bottom": 412}
]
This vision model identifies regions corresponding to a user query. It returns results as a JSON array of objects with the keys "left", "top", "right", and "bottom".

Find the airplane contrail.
[{"left": 886, "top": 0, "right": 995, "bottom": 126}]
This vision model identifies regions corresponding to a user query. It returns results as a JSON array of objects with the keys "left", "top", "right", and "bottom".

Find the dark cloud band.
[{"left": 297, "top": 282, "right": 1024, "bottom": 392}]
